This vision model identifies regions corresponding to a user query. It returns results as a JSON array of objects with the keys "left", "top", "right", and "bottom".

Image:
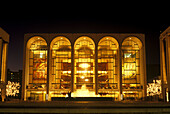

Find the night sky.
[{"left": 0, "top": 12, "right": 169, "bottom": 82}]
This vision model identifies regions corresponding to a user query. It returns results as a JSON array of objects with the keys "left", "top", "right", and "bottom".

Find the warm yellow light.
[
  {"left": 63, "top": 71, "right": 71, "bottom": 74},
  {"left": 79, "top": 63, "right": 90, "bottom": 68},
  {"left": 85, "top": 79, "right": 89, "bottom": 81},
  {"left": 71, "top": 84, "right": 100, "bottom": 97},
  {"left": 6, "top": 81, "right": 20, "bottom": 96},
  {"left": 77, "top": 71, "right": 93, "bottom": 73},
  {"left": 147, "top": 79, "right": 161, "bottom": 96},
  {"left": 40, "top": 53, "right": 43, "bottom": 58},
  {"left": 98, "top": 71, "right": 107, "bottom": 74},
  {"left": 81, "top": 76, "right": 85, "bottom": 79}
]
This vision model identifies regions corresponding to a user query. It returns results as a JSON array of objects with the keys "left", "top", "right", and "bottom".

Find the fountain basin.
[{"left": 51, "top": 97, "right": 115, "bottom": 101}]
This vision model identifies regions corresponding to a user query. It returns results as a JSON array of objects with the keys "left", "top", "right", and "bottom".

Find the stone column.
[
  {"left": 140, "top": 45, "right": 147, "bottom": 99},
  {"left": 23, "top": 45, "right": 29, "bottom": 101},
  {"left": 1, "top": 43, "right": 8, "bottom": 83},
  {"left": 71, "top": 44, "right": 74, "bottom": 92},
  {"left": 118, "top": 46, "right": 122, "bottom": 101},
  {"left": 160, "top": 38, "right": 166, "bottom": 101},
  {"left": 46, "top": 45, "right": 50, "bottom": 101},
  {"left": 0, "top": 39, "right": 3, "bottom": 73},
  {"left": 22, "top": 43, "right": 26, "bottom": 101},
  {"left": 0, "top": 81, "right": 6, "bottom": 102},
  {"left": 95, "top": 44, "right": 98, "bottom": 94},
  {"left": 1, "top": 42, "right": 8, "bottom": 102},
  {"left": 165, "top": 37, "right": 170, "bottom": 101}
]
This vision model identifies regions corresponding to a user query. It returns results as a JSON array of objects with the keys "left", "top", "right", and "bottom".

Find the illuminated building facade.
[
  {"left": 160, "top": 26, "right": 170, "bottom": 102},
  {"left": 0, "top": 28, "right": 9, "bottom": 101},
  {"left": 22, "top": 33, "right": 146, "bottom": 101}
]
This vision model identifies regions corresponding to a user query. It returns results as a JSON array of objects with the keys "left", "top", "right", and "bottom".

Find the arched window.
[
  {"left": 50, "top": 37, "right": 71, "bottom": 97},
  {"left": 122, "top": 37, "right": 142, "bottom": 99},
  {"left": 74, "top": 36, "right": 95, "bottom": 91},
  {"left": 98, "top": 37, "right": 119, "bottom": 97},
  {"left": 26, "top": 37, "right": 47, "bottom": 101},
  {"left": 29, "top": 37, "right": 47, "bottom": 84}
]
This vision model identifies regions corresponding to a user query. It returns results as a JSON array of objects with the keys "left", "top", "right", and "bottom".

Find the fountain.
[
  {"left": 52, "top": 85, "right": 114, "bottom": 101},
  {"left": 71, "top": 84, "right": 99, "bottom": 97}
]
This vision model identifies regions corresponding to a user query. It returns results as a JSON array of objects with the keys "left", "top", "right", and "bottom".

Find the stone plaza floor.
[{"left": 0, "top": 100, "right": 170, "bottom": 113}]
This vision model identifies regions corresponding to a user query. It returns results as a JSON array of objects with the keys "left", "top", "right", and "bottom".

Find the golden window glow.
[
  {"left": 74, "top": 36, "right": 95, "bottom": 91},
  {"left": 29, "top": 39, "right": 47, "bottom": 83},
  {"left": 98, "top": 37, "right": 118, "bottom": 98},
  {"left": 79, "top": 63, "right": 90, "bottom": 69},
  {"left": 122, "top": 37, "right": 142, "bottom": 100},
  {"left": 51, "top": 37, "right": 71, "bottom": 95},
  {"left": 122, "top": 39, "right": 140, "bottom": 84},
  {"left": 40, "top": 53, "right": 43, "bottom": 58},
  {"left": 26, "top": 37, "right": 47, "bottom": 101},
  {"left": 81, "top": 76, "right": 85, "bottom": 79},
  {"left": 23, "top": 35, "right": 145, "bottom": 101}
]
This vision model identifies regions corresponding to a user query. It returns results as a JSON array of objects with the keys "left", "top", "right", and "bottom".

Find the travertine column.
[
  {"left": 71, "top": 44, "right": 74, "bottom": 92},
  {"left": 118, "top": 46, "right": 122, "bottom": 101},
  {"left": 160, "top": 38, "right": 166, "bottom": 101},
  {"left": 0, "top": 81, "right": 6, "bottom": 102},
  {"left": 1, "top": 43, "right": 8, "bottom": 82},
  {"left": 22, "top": 43, "right": 26, "bottom": 101},
  {"left": 0, "top": 39, "right": 3, "bottom": 72},
  {"left": 1, "top": 43, "right": 8, "bottom": 102},
  {"left": 140, "top": 46, "right": 147, "bottom": 99},
  {"left": 165, "top": 37, "right": 170, "bottom": 101},
  {"left": 46, "top": 45, "right": 50, "bottom": 101},
  {"left": 160, "top": 27, "right": 170, "bottom": 102},
  {"left": 95, "top": 44, "right": 98, "bottom": 94}
]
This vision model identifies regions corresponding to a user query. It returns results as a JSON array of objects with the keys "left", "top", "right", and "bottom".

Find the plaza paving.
[{"left": 0, "top": 100, "right": 170, "bottom": 113}]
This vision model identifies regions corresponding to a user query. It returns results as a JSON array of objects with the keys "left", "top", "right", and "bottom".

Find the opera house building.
[
  {"left": 22, "top": 33, "right": 147, "bottom": 101},
  {"left": 0, "top": 28, "right": 9, "bottom": 102},
  {"left": 160, "top": 26, "right": 170, "bottom": 102}
]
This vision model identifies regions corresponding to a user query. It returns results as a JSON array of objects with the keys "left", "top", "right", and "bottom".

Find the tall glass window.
[
  {"left": 29, "top": 39, "right": 47, "bottom": 84},
  {"left": 74, "top": 37, "right": 95, "bottom": 91},
  {"left": 51, "top": 37, "right": 71, "bottom": 97},
  {"left": 122, "top": 37, "right": 141, "bottom": 100},
  {"left": 98, "top": 37, "right": 118, "bottom": 98},
  {"left": 27, "top": 37, "right": 47, "bottom": 101}
]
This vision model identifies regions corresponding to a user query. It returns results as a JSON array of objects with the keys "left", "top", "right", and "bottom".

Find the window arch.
[
  {"left": 28, "top": 37, "right": 47, "bottom": 84},
  {"left": 121, "top": 37, "right": 142, "bottom": 97},
  {"left": 26, "top": 36, "right": 47, "bottom": 101},
  {"left": 50, "top": 37, "right": 71, "bottom": 96},
  {"left": 74, "top": 36, "right": 95, "bottom": 91},
  {"left": 98, "top": 37, "right": 119, "bottom": 97}
]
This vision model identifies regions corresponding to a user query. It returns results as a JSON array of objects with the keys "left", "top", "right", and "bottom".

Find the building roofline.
[
  {"left": 0, "top": 27, "right": 9, "bottom": 43},
  {"left": 160, "top": 26, "right": 170, "bottom": 38}
]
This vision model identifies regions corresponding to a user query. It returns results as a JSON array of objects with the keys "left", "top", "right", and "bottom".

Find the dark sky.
[{"left": 0, "top": 13, "right": 169, "bottom": 81}]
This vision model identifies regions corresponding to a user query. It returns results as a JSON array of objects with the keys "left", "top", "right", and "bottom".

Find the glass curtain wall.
[
  {"left": 98, "top": 37, "right": 118, "bottom": 99},
  {"left": 74, "top": 37, "right": 95, "bottom": 91},
  {"left": 27, "top": 38, "right": 47, "bottom": 101},
  {"left": 122, "top": 38, "right": 141, "bottom": 100},
  {"left": 51, "top": 37, "right": 71, "bottom": 97}
]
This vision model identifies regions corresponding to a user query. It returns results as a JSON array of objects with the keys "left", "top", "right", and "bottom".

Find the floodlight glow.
[
  {"left": 79, "top": 63, "right": 90, "bottom": 69},
  {"left": 85, "top": 79, "right": 89, "bottom": 81},
  {"left": 40, "top": 53, "right": 43, "bottom": 58}
]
